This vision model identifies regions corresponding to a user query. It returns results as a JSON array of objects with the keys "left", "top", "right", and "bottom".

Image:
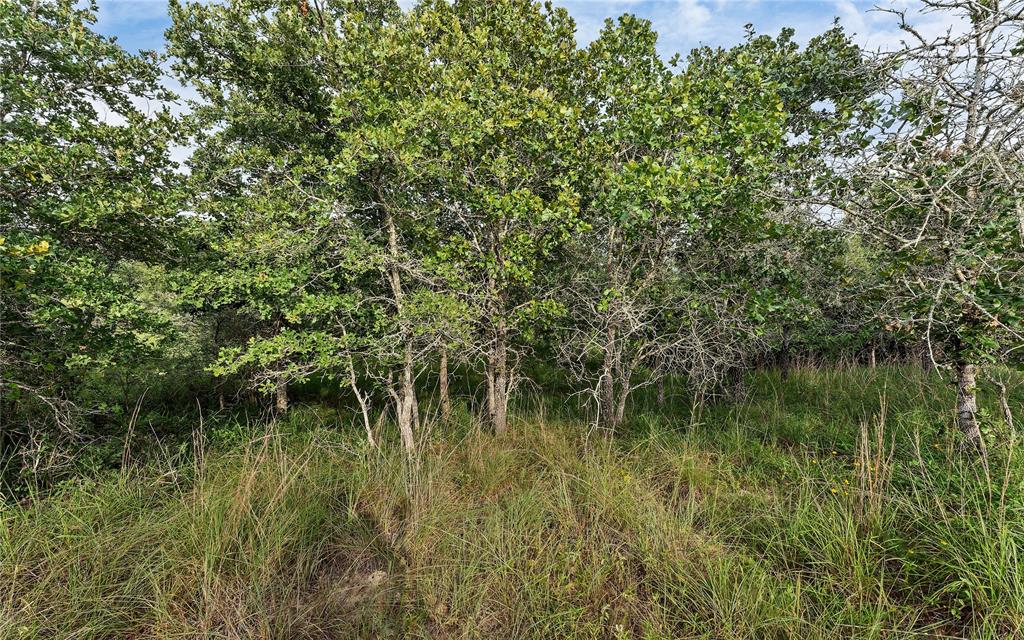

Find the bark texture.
[
  {"left": 487, "top": 318, "right": 509, "bottom": 436},
  {"left": 274, "top": 373, "right": 288, "bottom": 414},
  {"left": 955, "top": 362, "right": 984, "bottom": 453},
  {"left": 439, "top": 346, "right": 451, "bottom": 423}
]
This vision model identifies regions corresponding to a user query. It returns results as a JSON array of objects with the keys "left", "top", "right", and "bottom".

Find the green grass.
[{"left": 2, "top": 365, "right": 1023, "bottom": 638}]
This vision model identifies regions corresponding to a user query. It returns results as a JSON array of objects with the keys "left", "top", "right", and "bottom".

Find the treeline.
[{"left": 2, "top": 0, "right": 1022, "bottom": 476}]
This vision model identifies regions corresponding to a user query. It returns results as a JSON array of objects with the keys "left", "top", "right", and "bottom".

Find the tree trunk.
[
  {"left": 0, "top": 391, "right": 14, "bottom": 458},
  {"left": 439, "top": 345, "right": 451, "bottom": 423},
  {"left": 729, "top": 366, "right": 747, "bottom": 401},
  {"left": 599, "top": 321, "right": 617, "bottom": 433},
  {"left": 486, "top": 357, "right": 495, "bottom": 429},
  {"left": 484, "top": 216, "right": 510, "bottom": 437},
  {"left": 920, "top": 345, "right": 934, "bottom": 373},
  {"left": 488, "top": 318, "right": 509, "bottom": 436},
  {"left": 955, "top": 361, "right": 985, "bottom": 453},
  {"left": 656, "top": 376, "right": 665, "bottom": 408},
  {"left": 396, "top": 344, "right": 417, "bottom": 454},
  {"left": 949, "top": 14, "right": 988, "bottom": 455},
  {"left": 274, "top": 373, "right": 288, "bottom": 414},
  {"left": 995, "top": 381, "right": 1014, "bottom": 432},
  {"left": 613, "top": 364, "right": 634, "bottom": 431},
  {"left": 868, "top": 342, "right": 877, "bottom": 369},
  {"left": 346, "top": 353, "right": 376, "bottom": 448},
  {"left": 384, "top": 207, "right": 416, "bottom": 456}
]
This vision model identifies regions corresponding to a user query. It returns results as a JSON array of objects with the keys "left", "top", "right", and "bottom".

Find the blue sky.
[{"left": 92, "top": 0, "right": 958, "bottom": 61}]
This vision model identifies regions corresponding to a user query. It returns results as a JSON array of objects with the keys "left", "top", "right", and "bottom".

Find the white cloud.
[
  {"left": 833, "top": 0, "right": 866, "bottom": 34},
  {"left": 832, "top": 0, "right": 969, "bottom": 52},
  {"left": 670, "top": 0, "right": 712, "bottom": 40}
]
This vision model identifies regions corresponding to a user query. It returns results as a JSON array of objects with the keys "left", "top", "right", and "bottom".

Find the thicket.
[{"left": 3, "top": 0, "right": 1020, "bottom": 483}]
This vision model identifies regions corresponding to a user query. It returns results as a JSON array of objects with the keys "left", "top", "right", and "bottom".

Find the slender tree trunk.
[
  {"left": 1000, "top": 389, "right": 1015, "bottom": 432},
  {"left": 599, "top": 321, "right": 617, "bottom": 433},
  {"left": 955, "top": 361, "right": 984, "bottom": 453},
  {"left": 613, "top": 361, "right": 635, "bottom": 431},
  {"left": 384, "top": 207, "right": 416, "bottom": 455},
  {"left": 397, "top": 343, "right": 417, "bottom": 453},
  {"left": 656, "top": 375, "right": 665, "bottom": 408},
  {"left": 346, "top": 353, "right": 376, "bottom": 448},
  {"left": 439, "top": 345, "right": 451, "bottom": 423},
  {"left": 948, "top": 16, "right": 988, "bottom": 456},
  {"left": 995, "top": 381, "right": 1014, "bottom": 432},
  {"left": 920, "top": 344, "right": 934, "bottom": 373},
  {"left": 729, "top": 366, "right": 747, "bottom": 401},
  {"left": 485, "top": 357, "right": 495, "bottom": 428},
  {"left": 0, "top": 391, "right": 14, "bottom": 458},
  {"left": 953, "top": 15, "right": 989, "bottom": 456},
  {"left": 599, "top": 227, "right": 622, "bottom": 433},
  {"left": 484, "top": 220, "right": 510, "bottom": 437},
  {"left": 868, "top": 342, "right": 877, "bottom": 369},
  {"left": 489, "top": 317, "right": 509, "bottom": 436},
  {"left": 274, "top": 373, "right": 288, "bottom": 414}
]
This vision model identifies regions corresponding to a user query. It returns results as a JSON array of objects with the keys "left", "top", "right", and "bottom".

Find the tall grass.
[{"left": 1, "top": 365, "right": 1022, "bottom": 638}]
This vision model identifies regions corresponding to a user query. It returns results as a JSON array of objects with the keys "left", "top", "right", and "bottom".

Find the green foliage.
[
  {"left": 0, "top": 0, "right": 181, "bottom": 460},
  {"left": 169, "top": 0, "right": 397, "bottom": 399}
]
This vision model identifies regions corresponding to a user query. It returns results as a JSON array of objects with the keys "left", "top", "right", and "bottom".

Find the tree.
[
  {"left": 552, "top": 18, "right": 879, "bottom": 432},
  {"left": 563, "top": 14, "right": 759, "bottom": 431},
  {"left": 685, "top": 25, "right": 879, "bottom": 384},
  {"left": 0, "top": 0, "right": 179, "bottom": 461},
  {"left": 846, "top": 0, "right": 1024, "bottom": 451},
  {"left": 168, "top": 0, "right": 396, "bottom": 432},
  {"left": 329, "top": 1, "right": 474, "bottom": 450},
  {"left": 395, "top": 0, "right": 586, "bottom": 435},
  {"left": 170, "top": 0, "right": 470, "bottom": 453},
  {"left": 557, "top": 14, "right": 673, "bottom": 433}
]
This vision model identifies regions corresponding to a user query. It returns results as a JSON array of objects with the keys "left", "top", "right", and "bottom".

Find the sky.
[{"left": 92, "top": 0, "right": 961, "bottom": 61}]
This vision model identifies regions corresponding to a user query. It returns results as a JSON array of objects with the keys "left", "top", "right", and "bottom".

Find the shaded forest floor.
[{"left": 3, "top": 365, "right": 1024, "bottom": 639}]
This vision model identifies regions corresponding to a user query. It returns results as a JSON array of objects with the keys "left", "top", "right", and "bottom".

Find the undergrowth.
[{"left": 2, "top": 365, "right": 1022, "bottom": 638}]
